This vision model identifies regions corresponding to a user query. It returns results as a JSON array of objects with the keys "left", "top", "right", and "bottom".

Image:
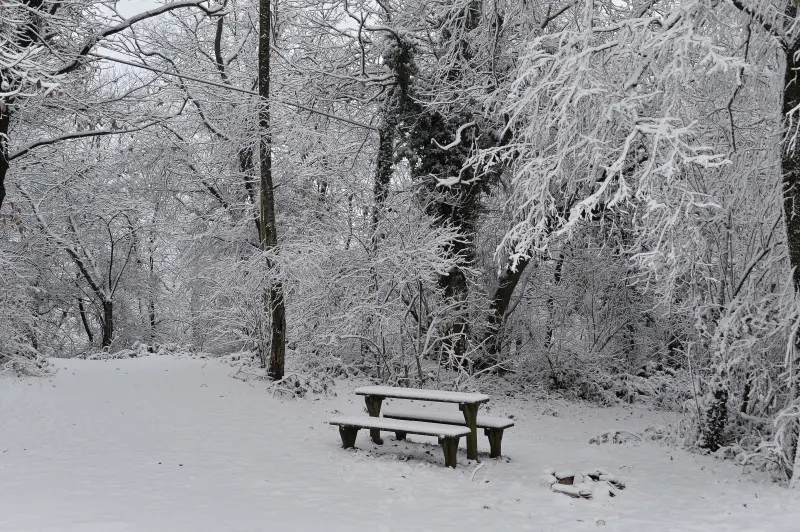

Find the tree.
[
  {"left": 259, "top": 0, "right": 286, "bottom": 380},
  {"left": 0, "top": 0, "right": 218, "bottom": 212}
]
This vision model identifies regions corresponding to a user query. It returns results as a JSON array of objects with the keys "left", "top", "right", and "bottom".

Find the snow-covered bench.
[
  {"left": 354, "top": 386, "right": 490, "bottom": 460},
  {"left": 382, "top": 408, "right": 514, "bottom": 458},
  {"left": 328, "top": 416, "right": 471, "bottom": 468}
]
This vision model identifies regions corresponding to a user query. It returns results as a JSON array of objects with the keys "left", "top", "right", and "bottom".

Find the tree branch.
[
  {"left": 9, "top": 103, "right": 187, "bottom": 161},
  {"left": 18, "top": 186, "right": 106, "bottom": 300},
  {"left": 56, "top": 1, "right": 223, "bottom": 75},
  {"left": 727, "top": 0, "right": 785, "bottom": 46},
  {"left": 86, "top": 53, "right": 380, "bottom": 131}
]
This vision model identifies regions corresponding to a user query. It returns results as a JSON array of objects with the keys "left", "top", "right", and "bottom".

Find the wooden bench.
[
  {"left": 329, "top": 416, "right": 471, "bottom": 468},
  {"left": 383, "top": 408, "right": 514, "bottom": 458},
  {"left": 354, "top": 386, "right": 490, "bottom": 460}
]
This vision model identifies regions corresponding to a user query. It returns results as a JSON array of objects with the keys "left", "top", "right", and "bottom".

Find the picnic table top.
[{"left": 354, "top": 385, "right": 490, "bottom": 405}]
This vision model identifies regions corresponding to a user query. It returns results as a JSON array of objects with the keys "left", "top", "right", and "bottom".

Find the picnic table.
[{"left": 354, "top": 385, "right": 490, "bottom": 460}]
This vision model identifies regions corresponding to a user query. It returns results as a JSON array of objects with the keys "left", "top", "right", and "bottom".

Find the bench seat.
[
  {"left": 382, "top": 408, "right": 514, "bottom": 458},
  {"left": 328, "top": 416, "right": 470, "bottom": 467}
]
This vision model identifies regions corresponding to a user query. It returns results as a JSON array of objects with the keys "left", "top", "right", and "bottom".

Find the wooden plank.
[
  {"left": 353, "top": 386, "right": 490, "bottom": 404},
  {"left": 461, "top": 403, "right": 480, "bottom": 460},
  {"left": 328, "top": 416, "right": 471, "bottom": 438},
  {"left": 382, "top": 408, "right": 514, "bottom": 429}
]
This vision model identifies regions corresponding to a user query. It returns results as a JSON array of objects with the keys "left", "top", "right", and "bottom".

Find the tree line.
[{"left": 4, "top": 0, "right": 800, "bottom": 486}]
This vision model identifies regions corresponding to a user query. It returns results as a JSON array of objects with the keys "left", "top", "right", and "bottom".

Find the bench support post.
[
  {"left": 395, "top": 431, "right": 407, "bottom": 441},
  {"left": 441, "top": 437, "right": 459, "bottom": 468},
  {"left": 364, "top": 395, "right": 384, "bottom": 444},
  {"left": 338, "top": 426, "right": 359, "bottom": 448},
  {"left": 485, "top": 428, "right": 504, "bottom": 458},
  {"left": 460, "top": 403, "right": 480, "bottom": 460}
]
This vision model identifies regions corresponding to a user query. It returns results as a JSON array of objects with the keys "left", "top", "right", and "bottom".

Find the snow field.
[{"left": 1, "top": 357, "right": 797, "bottom": 531}]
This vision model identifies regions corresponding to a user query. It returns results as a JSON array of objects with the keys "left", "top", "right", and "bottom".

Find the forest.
[{"left": 4, "top": 0, "right": 800, "bottom": 502}]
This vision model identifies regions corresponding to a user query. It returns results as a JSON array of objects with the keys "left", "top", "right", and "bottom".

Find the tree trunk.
[
  {"left": 101, "top": 299, "right": 114, "bottom": 348},
  {"left": 784, "top": 31, "right": 800, "bottom": 293},
  {"left": 440, "top": 232, "right": 473, "bottom": 364},
  {"left": 791, "top": 431, "right": 800, "bottom": 489},
  {"left": 78, "top": 298, "right": 94, "bottom": 344},
  {"left": 485, "top": 255, "right": 531, "bottom": 357},
  {"left": 239, "top": 146, "right": 262, "bottom": 238},
  {"left": 259, "top": 0, "right": 286, "bottom": 381},
  {"left": 0, "top": 102, "right": 10, "bottom": 211},
  {"left": 781, "top": 9, "right": 800, "bottom": 488},
  {"left": 544, "top": 252, "right": 565, "bottom": 350},
  {"left": 371, "top": 37, "right": 414, "bottom": 241},
  {"left": 371, "top": 124, "right": 394, "bottom": 242},
  {"left": 148, "top": 221, "right": 157, "bottom": 347}
]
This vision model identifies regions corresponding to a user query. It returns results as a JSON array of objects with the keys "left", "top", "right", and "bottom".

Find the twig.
[{"left": 470, "top": 462, "right": 485, "bottom": 481}]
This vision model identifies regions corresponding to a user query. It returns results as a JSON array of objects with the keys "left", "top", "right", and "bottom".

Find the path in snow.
[{"left": 1, "top": 357, "right": 797, "bottom": 531}]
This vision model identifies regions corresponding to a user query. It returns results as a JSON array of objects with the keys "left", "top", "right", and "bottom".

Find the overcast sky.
[{"left": 117, "top": 0, "right": 165, "bottom": 17}]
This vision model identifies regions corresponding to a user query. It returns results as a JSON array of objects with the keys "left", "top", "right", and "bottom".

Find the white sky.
[{"left": 117, "top": 0, "right": 166, "bottom": 18}]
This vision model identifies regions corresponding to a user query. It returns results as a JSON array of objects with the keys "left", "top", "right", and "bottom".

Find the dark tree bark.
[
  {"left": 544, "top": 252, "right": 565, "bottom": 350},
  {"left": 239, "top": 146, "right": 262, "bottom": 238},
  {"left": 783, "top": 21, "right": 800, "bottom": 294},
  {"left": 259, "top": 0, "right": 286, "bottom": 380},
  {"left": 78, "top": 298, "right": 94, "bottom": 344},
  {"left": 485, "top": 256, "right": 531, "bottom": 357},
  {"left": 371, "top": 37, "right": 415, "bottom": 243},
  {"left": 101, "top": 299, "right": 114, "bottom": 348},
  {"left": 408, "top": 110, "right": 484, "bottom": 363},
  {"left": 0, "top": 103, "right": 9, "bottom": 211},
  {"left": 779, "top": 4, "right": 800, "bottom": 487},
  {"left": 148, "top": 225, "right": 157, "bottom": 345},
  {"left": 372, "top": 124, "right": 394, "bottom": 234}
]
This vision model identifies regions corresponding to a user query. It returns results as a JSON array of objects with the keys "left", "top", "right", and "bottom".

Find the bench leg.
[
  {"left": 364, "top": 395, "right": 384, "bottom": 444},
  {"left": 460, "top": 403, "right": 480, "bottom": 460},
  {"left": 395, "top": 431, "right": 407, "bottom": 441},
  {"left": 485, "top": 428, "right": 504, "bottom": 458},
  {"left": 339, "top": 426, "right": 359, "bottom": 448},
  {"left": 441, "top": 437, "right": 459, "bottom": 468}
]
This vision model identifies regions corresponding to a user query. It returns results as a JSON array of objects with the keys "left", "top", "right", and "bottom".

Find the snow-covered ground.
[{"left": 1, "top": 357, "right": 797, "bottom": 531}]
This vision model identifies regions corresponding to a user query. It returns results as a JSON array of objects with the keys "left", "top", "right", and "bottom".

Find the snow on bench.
[
  {"left": 328, "top": 416, "right": 471, "bottom": 468},
  {"left": 383, "top": 408, "right": 514, "bottom": 458},
  {"left": 354, "top": 386, "right": 490, "bottom": 404},
  {"left": 328, "top": 416, "right": 471, "bottom": 438}
]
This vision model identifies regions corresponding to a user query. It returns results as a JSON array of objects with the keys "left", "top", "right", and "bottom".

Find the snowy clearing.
[{"left": 1, "top": 357, "right": 797, "bottom": 531}]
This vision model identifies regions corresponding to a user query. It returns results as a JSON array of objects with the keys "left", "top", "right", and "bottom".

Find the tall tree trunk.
[
  {"left": 148, "top": 211, "right": 158, "bottom": 348},
  {"left": 0, "top": 102, "right": 10, "bottom": 211},
  {"left": 239, "top": 146, "right": 262, "bottom": 238},
  {"left": 544, "top": 252, "right": 564, "bottom": 350},
  {"left": 101, "top": 299, "right": 114, "bottom": 348},
  {"left": 371, "top": 36, "right": 415, "bottom": 244},
  {"left": 148, "top": 258, "right": 156, "bottom": 345},
  {"left": 485, "top": 256, "right": 531, "bottom": 357},
  {"left": 781, "top": 10, "right": 800, "bottom": 487},
  {"left": 371, "top": 124, "right": 394, "bottom": 243},
  {"left": 78, "top": 298, "right": 94, "bottom": 344},
  {"left": 784, "top": 32, "right": 800, "bottom": 293},
  {"left": 410, "top": 2, "right": 483, "bottom": 365},
  {"left": 259, "top": 0, "right": 286, "bottom": 380}
]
